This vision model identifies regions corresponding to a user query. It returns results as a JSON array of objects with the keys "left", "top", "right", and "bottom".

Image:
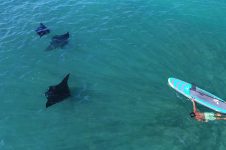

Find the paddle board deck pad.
[{"left": 168, "top": 77, "right": 226, "bottom": 114}]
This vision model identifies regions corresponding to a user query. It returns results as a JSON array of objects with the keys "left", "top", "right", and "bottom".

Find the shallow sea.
[{"left": 1, "top": 0, "right": 226, "bottom": 149}]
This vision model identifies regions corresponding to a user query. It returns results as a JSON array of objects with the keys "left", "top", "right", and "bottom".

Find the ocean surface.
[{"left": 1, "top": 0, "right": 226, "bottom": 149}]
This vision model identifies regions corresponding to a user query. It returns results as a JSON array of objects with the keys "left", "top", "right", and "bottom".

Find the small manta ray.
[
  {"left": 35, "top": 23, "right": 50, "bottom": 37},
  {"left": 46, "top": 32, "right": 70, "bottom": 51},
  {"left": 45, "top": 74, "right": 71, "bottom": 108}
]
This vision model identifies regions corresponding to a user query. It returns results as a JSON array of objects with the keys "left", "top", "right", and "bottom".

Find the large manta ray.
[
  {"left": 35, "top": 23, "right": 50, "bottom": 37},
  {"left": 45, "top": 74, "right": 71, "bottom": 108},
  {"left": 46, "top": 32, "right": 70, "bottom": 50}
]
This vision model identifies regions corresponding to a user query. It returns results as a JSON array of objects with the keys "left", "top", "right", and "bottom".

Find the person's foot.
[{"left": 215, "top": 113, "right": 222, "bottom": 117}]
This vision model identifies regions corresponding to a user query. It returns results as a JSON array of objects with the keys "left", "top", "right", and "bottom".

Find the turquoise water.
[{"left": 1, "top": 0, "right": 226, "bottom": 149}]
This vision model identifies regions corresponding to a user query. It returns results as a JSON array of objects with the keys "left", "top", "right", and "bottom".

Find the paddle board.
[{"left": 168, "top": 77, "right": 226, "bottom": 114}]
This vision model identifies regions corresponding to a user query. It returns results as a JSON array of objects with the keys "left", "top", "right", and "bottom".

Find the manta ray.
[
  {"left": 35, "top": 23, "right": 50, "bottom": 37},
  {"left": 46, "top": 32, "right": 70, "bottom": 50},
  {"left": 45, "top": 74, "right": 71, "bottom": 108}
]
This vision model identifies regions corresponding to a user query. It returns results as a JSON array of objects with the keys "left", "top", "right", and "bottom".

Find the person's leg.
[{"left": 216, "top": 117, "right": 226, "bottom": 120}]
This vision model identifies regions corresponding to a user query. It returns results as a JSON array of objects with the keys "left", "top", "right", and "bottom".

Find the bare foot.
[{"left": 215, "top": 113, "right": 222, "bottom": 117}]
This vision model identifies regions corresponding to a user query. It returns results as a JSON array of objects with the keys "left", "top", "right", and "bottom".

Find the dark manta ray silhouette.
[
  {"left": 35, "top": 23, "right": 50, "bottom": 37},
  {"left": 46, "top": 32, "right": 70, "bottom": 50},
  {"left": 45, "top": 74, "right": 71, "bottom": 108}
]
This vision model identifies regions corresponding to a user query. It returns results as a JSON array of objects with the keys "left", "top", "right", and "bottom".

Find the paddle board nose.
[
  {"left": 168, "top": 77, "right": 177, "bottom": 88},
  {"left": 168, "top": 77, "right": 192, "bottom": 98}
]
